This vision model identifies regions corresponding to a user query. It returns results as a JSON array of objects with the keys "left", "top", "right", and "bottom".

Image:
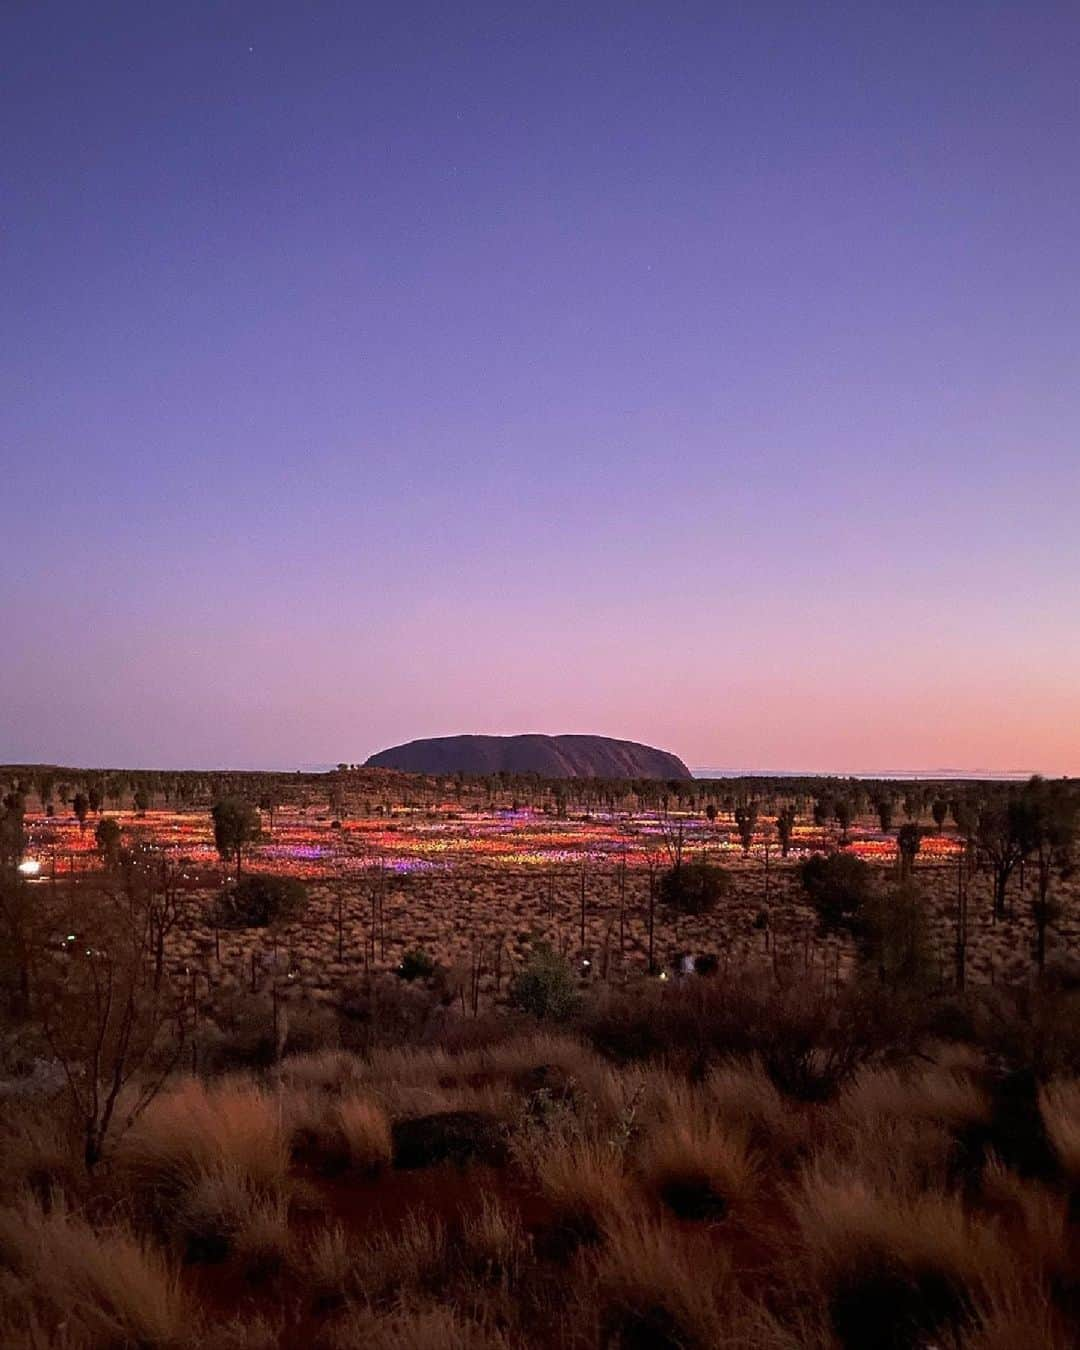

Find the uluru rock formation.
[{"left": 364, "top": 734, "right": 692, "bottom": 780}]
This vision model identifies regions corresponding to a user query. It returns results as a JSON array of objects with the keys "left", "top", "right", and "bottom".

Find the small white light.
[
  {"left": 18, "top": 859, "right": 41, "bottom": 877},
  {"left": 67, "top": 933, "right": 76, "bottom": 942},
  {"left": 659, "top": 971, "right": 668, "bottom": 982}
]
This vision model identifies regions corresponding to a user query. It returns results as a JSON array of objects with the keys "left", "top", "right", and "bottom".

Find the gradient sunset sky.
[{"left": 3, "top": 3, "right": 1079, "bottom": 774}]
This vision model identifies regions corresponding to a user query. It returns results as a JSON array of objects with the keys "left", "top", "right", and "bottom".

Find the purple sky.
[{"left": 3, "top": 3, "right": 1079, "bottom": 773}]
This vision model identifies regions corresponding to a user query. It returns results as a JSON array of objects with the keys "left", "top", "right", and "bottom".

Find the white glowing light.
[{"left": 17, "top": 859, "right": 41, "bottom": 877}]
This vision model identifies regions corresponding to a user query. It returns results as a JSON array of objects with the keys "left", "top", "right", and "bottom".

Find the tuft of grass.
[
  {"left": 325, "top": 1304, "right": 512, "bottom": 1349},
  {"left": 0, "top": 1108, "right": 82, "bottom": 1208},
  {"left": 591, "top": 1213, "right": 735, "bottom": 1349},
  {"left": 1039, "top": 1080, "right": 1080, "bottom": 1183},
  {"left": 305, "top": 1222, "right": 355, "bottom": 1310},
  {"left": 636, "top": 1116, "right": 756, "bottom": 1220},
  {"left": 704, "top": 1057, "right": 808, "bottom": 1159},
  {"left": 174, "top": 1162, "right": 290, "bottom": 1267},
  {"left": 840, "top": 1064, "right": 990, "bottom": 1131},
  {"left": 350, "top": 1212, "right": 449, "bottom": 1301},
  {"left": 335, "top": 1094, "right": 393, "bottom": 1172},
  {"left": 0, "top": 1195, "right": 189, "bottom": 1347},
  {"left": 118, "top": 1077, "right": 289, "bottom": 1199},
  {"left": 533, "top": 1137, "right": 630, "bottom": 1250},
  {"left": 793, "top": 1164, "right": 1005, "bottom": 1348},
  {"left": 460, "top": 1194, "right": 527, "bottom": 1284}
]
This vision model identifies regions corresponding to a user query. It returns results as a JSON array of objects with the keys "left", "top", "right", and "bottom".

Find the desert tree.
[
  {"left": 834, "top": 797, "right": 854, "bottom": 844},
  {"left": 0, "top": 790, "right": 26, "bottom": 866},
  {"left": 72, "top": 791, "right": 89, "bottom": 830},
  {"left": 0, "top": 867, "right": 38, "bottom": 1019},
  {"left": 211, "top": 796, "right": 262, "bottom": 881},
  {"left": 776, "top": 804, "right": 797, "bottom": 857},
  {"left": 733, "top": 802, "right": 757, "bottom": 852},
  {"left": 35, "top": 879, "right": 188, "bottom": 1169},
  {"left": 931, "top": 798, "right": 949, "bottom": 832},
  {"left": 1021, "top": 778, "right": 1077, "bottom": 975},
  {"left": 874, "top": 793, "right": 895, "bottom": 833},
  {"left": 800, "top": 852, "right": 873, "bottom": 938},
  {"left": 258, "top": 787, "right": 281, "bottom": 833},
  {"left": 861, "top": 881, "right": 933, "bottom": 988},
  {"left": 896, "top": 823, "right": 922, "bottom": 881},
  {"left": 658, "top": 858, "right": 732, "bottom": 916},
  {"left": 94, "top": 816, "right": 122, "bottom": 867},
  {"left": 977, "top": 796, "right": 1036, "bottom": 920}
]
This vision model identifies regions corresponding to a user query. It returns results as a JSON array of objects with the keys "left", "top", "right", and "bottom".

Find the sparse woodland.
[{"left": 2, "top": 768, "right": 1080, "bottom": 1348}]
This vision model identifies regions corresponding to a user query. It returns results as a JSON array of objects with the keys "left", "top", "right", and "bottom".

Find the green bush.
[
  {"left": 800, "top": 852, "right": 872, "bottom": 936},
  {"left": 214, "top": 874, "right": 308, "bottom": 929},
  {"left": 509, "top": 942, "right": 580, "bottom": 1021},
  {"left": 658, "top": 861, "right": 732, "bottom": 915},
  {"left": 397, "top": 948, "right": 437, "bottom": 982}
]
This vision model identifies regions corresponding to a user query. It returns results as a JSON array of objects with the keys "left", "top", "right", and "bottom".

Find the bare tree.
[{"left": 35, "top": 882, "right": 187, "bottom": 1170}]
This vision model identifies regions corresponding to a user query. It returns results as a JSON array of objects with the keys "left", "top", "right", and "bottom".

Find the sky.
[{"left": 2, "top": 2, "right": 1079, "bottom": 774}]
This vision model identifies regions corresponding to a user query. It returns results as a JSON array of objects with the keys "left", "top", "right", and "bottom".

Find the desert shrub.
[
  {"left": 391, "top": 1110, "right": 507, "bottom": 1168},
  {"left": 860, "top": 883, "right": 935, "bottom": 987},
  {"left": 579, "top": 975, "right": 919, "bottom": 1099},
  {"left": 658, "top": 860, "right": 732, "bottom": 915},
  {"left": 397, "top": 948, "right": 437, "bottom": 981},
  {"left": 336, "top": 974, "right": 443, "bottom": 1052},
  {"left": 199, "top": 991, "right": 338, "bottom": 1072},
  {"left": 800, "top": 852, "right": 873, "bottom": 936},
  {"left": 214, "top": 873, "right": 308, "bottom": 928},
  {"left": 509, "top": 942, "right": 580, "bottom": 1021}
]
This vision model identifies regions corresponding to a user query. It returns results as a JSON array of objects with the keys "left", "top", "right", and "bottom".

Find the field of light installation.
[{"left": 14, "top": 772, "right": 1061, "bottom": 1022}]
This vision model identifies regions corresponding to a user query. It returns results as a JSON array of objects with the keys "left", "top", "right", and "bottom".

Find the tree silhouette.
[
  {"left": 211, "top": 797, "right": 262, "bottom": 881},
  {"left": 896, "top": 824, "right": 922, "bottom": 881}
]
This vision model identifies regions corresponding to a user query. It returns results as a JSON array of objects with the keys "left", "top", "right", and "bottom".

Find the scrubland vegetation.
[{"left": 2, "top": 767, "right": 1080, "bottom": 1346}]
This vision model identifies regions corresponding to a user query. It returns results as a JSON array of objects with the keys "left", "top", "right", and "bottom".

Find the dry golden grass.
[
  {"left": 839, "top": 1063, "right": 990, "bottom": 1130},
  {"left": 324, "top": 1304, "right": 513, "bottom": 1350},
  {"left": 460, "top": 1195, "right": 527, "bottom": 1284},
  {"left": 959, "top": 1283, "right": 1074, "bottom": 1350},
  {"left": 1039, "top": 1078, "right": 1080, "bottom": 1182},
  {"left": 636, "top": 1116, "right": 757, "bottom": 1220},
  {"left": 305, "top": 1222, "right": 355, "bottom": 1309},
  {"left": 703, "top": 1056, "right": 807, "bottom": 1155},
  {"left": 0, "top": 1195, "right": 189, "bottom": 1347},
  {"left": 0, "top": 1107, "right": 82, "bottom": 1206},
  {"left": 792, "top": 1163, "right": 1009, "bottom": 1345},
  {"left": 335, "top": 1094, "right": 393, "bottom": 1171},
  {"left": 279, "top": 1048, "right": 367, "bottom": 1095},
  {"left": 119, "top": 1076, "right": 289, "bottom": 1196},
  {"left": 589, "top": 1213, "right": 736, "bottom": 1349},
  {"left": 349, "top": 1212, "right": 450, "bottom": 1300},
  {"left": 172, "top": 1162, "right": 291, "bottom": 1267},
  {"left": 532, "top": 1137, "right": 631, "bottom": 1244}
]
